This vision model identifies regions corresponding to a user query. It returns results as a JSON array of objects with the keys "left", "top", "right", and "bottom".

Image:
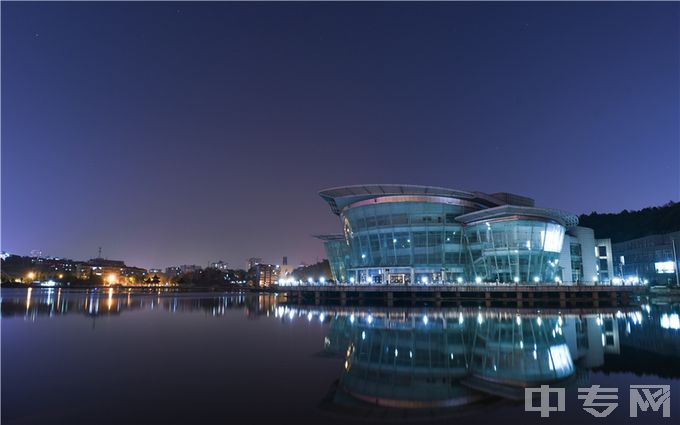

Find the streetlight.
[
  {"left": 107, "top": 273, "right": 117, "bottom": 285},
  {"left": 27, "top": 271, "right": 36, "bottom": 281}
]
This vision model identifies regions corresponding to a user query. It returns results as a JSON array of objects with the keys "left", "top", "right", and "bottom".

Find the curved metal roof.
[
  {"left": 455, "top": 205, "right": 579, "bottom": 227},
  {"left": 319, "top": 184, "right": 496, "bottom": 215}
]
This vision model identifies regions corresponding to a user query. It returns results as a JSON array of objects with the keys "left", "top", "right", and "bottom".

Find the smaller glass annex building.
[{"left": 317, "top": 184, "right": 581, "bottom": 285}]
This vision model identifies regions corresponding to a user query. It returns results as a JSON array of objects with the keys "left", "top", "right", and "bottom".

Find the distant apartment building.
[
  {"left": 251, "top": 263, "right": 279, "bottom": 288},
  {"left": 165, "top": 266, "right": 182, "bottom": 277},
  {"left": 278, "top": 256, "right": 295, "bottom": 282},
  {"left": 247, "top": 257, "right": 262, "bottom": 270},
  {"left": 209, "top": 260, "right": 230, "bottom": 271},
  {"left": 612, "top": 231, "right": 680, "bottom": 286},
  {"left": 165, "top": 264, "right": 203, "bottom": 276},
  {"left": 73, "top": 258, "right": 149, "bottom": 284}
]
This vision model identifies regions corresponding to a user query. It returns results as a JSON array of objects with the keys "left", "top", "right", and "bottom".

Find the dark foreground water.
[{"left": 2, "top": 288, "right": 679, "bottom": 425}]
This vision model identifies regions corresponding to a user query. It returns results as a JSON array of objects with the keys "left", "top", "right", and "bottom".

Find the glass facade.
[
  {"left": 464, "top": 219, "right": 565, "bottom": 283},
  {"left": 320, "top": 185, "right": 576, "bottom": 285},
  {"left": 341, "top": 201, "right": 472, "bottom": 284},
  {"left": 323, "top": 239, "right": 350, "bottom": 284}
]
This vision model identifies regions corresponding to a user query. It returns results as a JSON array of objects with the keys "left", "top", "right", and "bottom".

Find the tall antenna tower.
[{"left": 98, "top": 247, "right": 102, "bottom": 258}]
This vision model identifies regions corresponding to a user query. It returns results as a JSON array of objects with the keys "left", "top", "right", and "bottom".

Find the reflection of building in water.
[
  {"left": 596, "top": 306, "right": 680, "bottom": 378},
  {"left": 1, "top": 288, "right": 262, "bottom": 320},
  {"left": 314, "top": 309, "right": 628, "bottom": 411}
]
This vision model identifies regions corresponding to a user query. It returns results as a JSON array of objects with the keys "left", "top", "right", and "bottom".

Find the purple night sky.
[{"left": 2, "top": 2, "right": 678, "bottom": 269}]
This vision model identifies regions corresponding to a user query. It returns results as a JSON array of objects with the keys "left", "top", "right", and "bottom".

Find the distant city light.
[
  {"left": 533, "top": 276, "right": 540, "bottom": 283},
  {"left": 475, "top": 276, "right": 481, "bottom": 284},
  {"left": 457, "top": 277, "right": 463, "bottom": 284},
  {"left": 513, "top": 276, "right": 520, "bottom": 283}
]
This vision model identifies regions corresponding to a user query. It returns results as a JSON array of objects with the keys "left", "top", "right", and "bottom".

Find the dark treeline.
[{"left": 579, "top": 201, "right": 680, "bottom": 242}]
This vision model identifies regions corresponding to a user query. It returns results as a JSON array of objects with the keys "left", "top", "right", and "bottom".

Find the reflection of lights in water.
[
  {"left": 423, "top": 315, "right": 428, "bottom": 325},
  {"left": 459, "top": 313, "right": 464, "bottom": 325},
  {"left": 319, "top": 313, "right": 325, "bottom": 322},
  {"left": 477, "top": 313, "right": 483, "bottom": 325},
  {"left": 516, "top": 316, "right": 521, "bottom": 326},
  {"left": 361, "top": 331, "right": 366, "bottom": 340},
  {"left": 533, "top": 350, "right": 537, "bottom": 360},
  {"left": 288, "top": 310, "right": 295, "bottom": 320},
  {"left": 108, "top": 288, "right": 113, "bottom": 311},
  {"left": 626, "top": 322, "right": 631, "bottom": 334},
  {"left": 394, "top": 348, "right": 398, "bottom": 357},
  {"left": 26, "top": 287, "right": 32, "bottom": 311},
  {"left": 409, "top": 350, "right": 413, "bottom": 359},
  {"left": 601, "top": 334, "right": 606, "bottom": 346},
  {"left": 350, "top": 314, "right": 355, "bottom": 324},
  {"left": 596, "top": 316, "right": 603, "bottom": 326},
  {"left": 520, "top": 340, "right": 524, "bottom": 349},
  {"left": 557, "top": 316, "right": 563, "bottom": 326},
  {"left": 660, "top": 313, "right": 680, "bottom": 330},
  {"left": 307, "top": 312, "right": 313, "bottom": 322},
  {"left": 367, "top": 315, "right": 373, "bottom": 325},
  {"left": 548, "top": 344, "right": 573, "bottom": 372},
  {"left": 536, "top": 317, "right": 542, "bottom": 326}
]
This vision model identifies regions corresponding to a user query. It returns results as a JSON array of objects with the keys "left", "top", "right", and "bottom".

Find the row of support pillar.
[{"left": 287, "top": 288, "right": 625, "bottom": 307}]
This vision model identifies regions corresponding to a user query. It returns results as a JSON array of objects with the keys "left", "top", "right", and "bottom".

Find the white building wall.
[
  {"left": 569, "top": 226, "right": 598, "bottom": 284},
  {"left": 559, "top": 235, "right": 575, "bottom": 283}
]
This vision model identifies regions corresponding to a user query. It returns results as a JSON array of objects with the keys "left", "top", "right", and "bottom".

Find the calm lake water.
[{"left": 2, "top": 288, "right": 679, "bottom": 424}]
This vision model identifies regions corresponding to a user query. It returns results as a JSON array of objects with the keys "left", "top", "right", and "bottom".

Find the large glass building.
[{"left": 318, "top": 184, "right": 584, "bottom": 285}]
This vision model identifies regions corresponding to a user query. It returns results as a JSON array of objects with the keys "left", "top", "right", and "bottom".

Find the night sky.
[{"left": 2, "top": 2, "right": 678, "bottom": 269}]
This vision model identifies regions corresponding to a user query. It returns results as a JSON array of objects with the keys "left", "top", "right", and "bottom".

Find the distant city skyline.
[{"left": 3, "top": 2, "right": 678, "bottom": 269}]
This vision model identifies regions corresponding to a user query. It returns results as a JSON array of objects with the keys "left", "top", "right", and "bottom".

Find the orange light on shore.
[
  {"left": 107, "top": 273, "right": 117, "bottom": 285},
  {"left": 27, "top": 272, "right": 36, "bottom": 281}
]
